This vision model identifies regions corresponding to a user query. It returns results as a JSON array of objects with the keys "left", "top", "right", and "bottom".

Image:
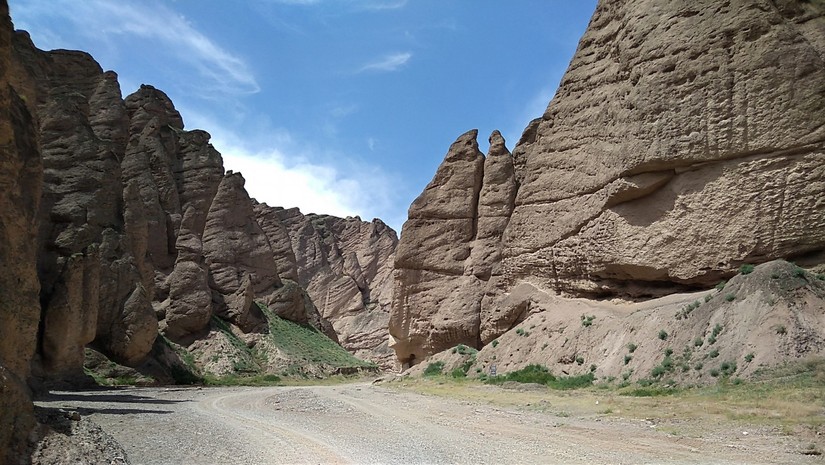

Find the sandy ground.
[{"left": 34, "top": 383, "right": 821, "bottom": 465}]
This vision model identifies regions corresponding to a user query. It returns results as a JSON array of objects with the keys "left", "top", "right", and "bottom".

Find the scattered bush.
[
  {"left": 694, "top": 362, "right": 703, "bottom": 371},
  {"left": 491, "top": 339, "right": 499, "bottom": 348},
  {"left": 716, "top": 280, "right": 727, "bottom": 291},
  {"left": 423, "top": 361, "right": 445, "bottom": 376},
  {"left": 739, "top": 264, "right": 755, "bottom": 275},
  {"left": 694, "top": 337, "right": 704, "bottom": 347},
  {"left": 658, "top": 330, "right": 669, "bottom": 341},
  {"left": 709, "top": 349, "right": 720, "bottom": 358},
  {"left": 624, "top": 355, "right": 633, "bottom": 365},
  {"left": 452, "top": 344, "right": 478, "bottom": 356},
  {"left": 775, "top": 325, "right": 787, "bottom": 335},
  {"left": 744, "top": 353, "right": 755, "bottom": 363},
  {"left": 575, "top": 355, "right": 585, "bottom": 365},
  {"left": 590, "top": 364, "right": 597, "bottom": 373},
  {"left": 724, "top": 293, "right": 736, "bottom": 302},
  {"left": 451, "top": 367, "right": 467, "bottom": 378},
  {"left": 704, "top": 294, "right": 713, "bottom": 303},
  {"left": 710, "top": 368, "right": 720, "bottom": 377},
  {"left": 664, "top": 347, "right": 673, "bottom": 357},
  {"left": 627, "top": 343, "right": 638, "bottom": 353},
  {"left": 515, "top": 328, "right": 530, "bottom": 337},
  {"left": 581, "top": 315, "right": 596, "bottom": 327}
]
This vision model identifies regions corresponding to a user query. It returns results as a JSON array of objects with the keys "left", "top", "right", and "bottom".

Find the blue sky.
[{"left": 9, "top": 0, "right": 597, "bottom": 231}]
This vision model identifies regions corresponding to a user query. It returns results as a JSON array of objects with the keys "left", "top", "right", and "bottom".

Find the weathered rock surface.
[
  {"left": 256, "top": 204, "right": 399, "bottom": 368},
  {"left": 0, "top": 3, "right": 41, "bottom": 460},
  {"left": 391, "top": 0, "right": 825, "bottom": 363}
]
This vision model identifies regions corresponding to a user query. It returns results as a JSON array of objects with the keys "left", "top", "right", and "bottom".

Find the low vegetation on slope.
[
  {"left": 394, "top": 356, "right": 825, "bottom": 454},
  {"left": 85, "top": 302, "right": 376, "bottom": 386}
]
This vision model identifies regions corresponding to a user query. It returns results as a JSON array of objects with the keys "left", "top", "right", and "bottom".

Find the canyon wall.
[{"left": 390, "top": 0, "right": 825, "bottom": 365}]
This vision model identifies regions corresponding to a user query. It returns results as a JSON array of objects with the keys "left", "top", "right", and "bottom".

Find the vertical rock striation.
[
  {"left": 255, "top": 204, "right": 399, "bottom": 368},
  {"left": 390, "top": 0, "right": 825, "bottom": 364}
]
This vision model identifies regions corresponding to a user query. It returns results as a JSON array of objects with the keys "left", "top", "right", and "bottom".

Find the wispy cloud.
[
  {"left": 357, "top": 52, "right": 412, "bottom": 73},
  {"left": 11, "top": 0, "right": 259, "bottom": 96}
]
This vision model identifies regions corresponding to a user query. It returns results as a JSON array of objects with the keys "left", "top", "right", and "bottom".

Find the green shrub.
[
  {"left": 744, "top": 352, "right": 755, "bottom": 363},
  {"left": 664, "top": 347, "right": 673, "bottom": 357},
  {"left": 624, "top": 355, "right": 633, "bottom": 365},
  {"left": 581, "top": 315, "right": 596, "bottom": 327},
  {"left": 658, "top": 330, "right": 668, "bottom": 341},
  {"left": 775, "top": 325, "right": 787, "bottom": 335},
  {"left": 451, "top": 367, "right": 467, "bottom": 378},
  {"left": 704, "top": 294, "right": 713, "bottom": 303},
  {"left": 627, "top": 343, "right": 638, "bottom": 353},
  {"left": 575, "top": 355, "right": 585, "bottom": 365},
  {"left": 710, "top": 368, "right": 720, "bottom": 377},
  {"left": 716, "top": 280, "right": 727, "bottom": 291},
  {"left": 423, "top": 361, "right": 445, "bottom": 376},
  {"left": 724, "top": 293, "right": 736, "bottom": 302},
  {"left": 694, "top": 337, "right": 704, "bottom": 347},
  {"left": 739, "top": 264, "right": 755, "bottom": 275},
  {"left": 491, "top": 339, "right": 499, "bottom": 348},
  {"left": 709, "top": 349, "right": 719, "bottom": 358}
]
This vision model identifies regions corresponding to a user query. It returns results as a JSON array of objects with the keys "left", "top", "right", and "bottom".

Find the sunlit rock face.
[{"left": 390, "top": 0, "right": 825, "bottom": 364}]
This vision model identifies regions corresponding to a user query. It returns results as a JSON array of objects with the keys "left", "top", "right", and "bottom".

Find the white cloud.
[
  {"left": 181, "top": 108, "right": 403, "bottom": 230},
  {"left": 357, "top": 52, "right": 412, "bottom": 73},
  {"left": 11, "top": 0, "right": 259, "bottom": 96}
]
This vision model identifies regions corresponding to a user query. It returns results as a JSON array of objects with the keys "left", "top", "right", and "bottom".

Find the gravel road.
[{"left": 35, "top": 383, "right": 816, "bottom": 464}]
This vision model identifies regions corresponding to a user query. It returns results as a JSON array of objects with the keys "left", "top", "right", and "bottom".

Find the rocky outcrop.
[
  {"left": 203, "top": 172, "right": 280, "bottom": 333},
  {"left": 256, "top": 204, "right": 398, "bottom": 368},
  {"left": 391, "top": 0, "right": 825, "bottom": 363},
  {"left": 0, "top": 3, "right": 41, "bottom": 459}
]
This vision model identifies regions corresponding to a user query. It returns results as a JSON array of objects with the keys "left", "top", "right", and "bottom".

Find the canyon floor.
[{"left": 33, "top": 379, "right": 823, "bottom": 465}]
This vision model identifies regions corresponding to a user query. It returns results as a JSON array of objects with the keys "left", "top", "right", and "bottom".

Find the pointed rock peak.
[
  {"left": 124, "top": 84, "right": 184, "bottom": 130},
  {"left": 445, "top": 129, "right": 482, "bottom": 163},
  {"left": 487, "top": 130, "right": 510, "bottom": 157}
]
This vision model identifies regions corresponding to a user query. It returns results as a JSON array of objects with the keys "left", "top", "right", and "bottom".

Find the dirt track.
[{"left": 35, "top": 383, "right": 817, "bottom": 464}]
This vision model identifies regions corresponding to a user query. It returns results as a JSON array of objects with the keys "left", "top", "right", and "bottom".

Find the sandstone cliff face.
[
  {"left": 391, "top": 0, "right": 825, "bottom": 363},
  {"left": 0, "top": 4, "right": 41, "bottom": 460},
  {"left": 2, "top": 19, "right": 386, "bottom": 393},
  {"left": 255, "top": 204, "right": 399, "bottom": 368}
]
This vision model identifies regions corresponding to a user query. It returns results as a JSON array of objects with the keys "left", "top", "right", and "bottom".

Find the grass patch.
[
  {"left": 424, "top": 361, "right": 445, "bottom": 377},
  {"left": 257, "top": 303, "right": 375, "bottom": 374}
]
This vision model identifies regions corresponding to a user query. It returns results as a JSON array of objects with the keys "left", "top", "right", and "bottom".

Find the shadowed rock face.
[
  {"left": 391, "top": 0, "right": 825, "bottom": 364},
  {"left": 0, "top": 3, "right": 41, "bottom": 460}
]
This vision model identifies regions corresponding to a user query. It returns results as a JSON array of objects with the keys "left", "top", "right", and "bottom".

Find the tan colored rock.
[
  {"left": 390, "top": 130, "right": 486, "bottom": 365},
  {"left": 501, "top": 0, "right": 825, "bottom": 298},
  {"left": 162, "top": 207, "right": 212, "bottom": 342},
  {"left": 260, "top": 205, "right": 398, "bottom": 368},
  {"left": 203, "top": 172, "right": 279, "bottom": 332},
  {"left": 393, "top": 0, "right": 825, "bottom": 364}
]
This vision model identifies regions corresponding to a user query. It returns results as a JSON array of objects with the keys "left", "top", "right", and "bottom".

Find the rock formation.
[
  {"left": 0, "top": 3, "right": 41, "bottom": 460},
  {"left": 255, "top": 203, "right": 398, "bottom": 368},
  {"left": 390, "top": 0, "right": 825, "bottom": 364}
]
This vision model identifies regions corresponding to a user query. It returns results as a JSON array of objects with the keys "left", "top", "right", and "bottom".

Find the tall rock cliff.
[
  {"left": 390, "top": 0, "right": 825, "bottom": 364},
  {"left": 0, "top": 0, "right": 397, "bottom": 416},
  {"left": 0, "top": 3, "right": 41, "bottom": 461}
]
